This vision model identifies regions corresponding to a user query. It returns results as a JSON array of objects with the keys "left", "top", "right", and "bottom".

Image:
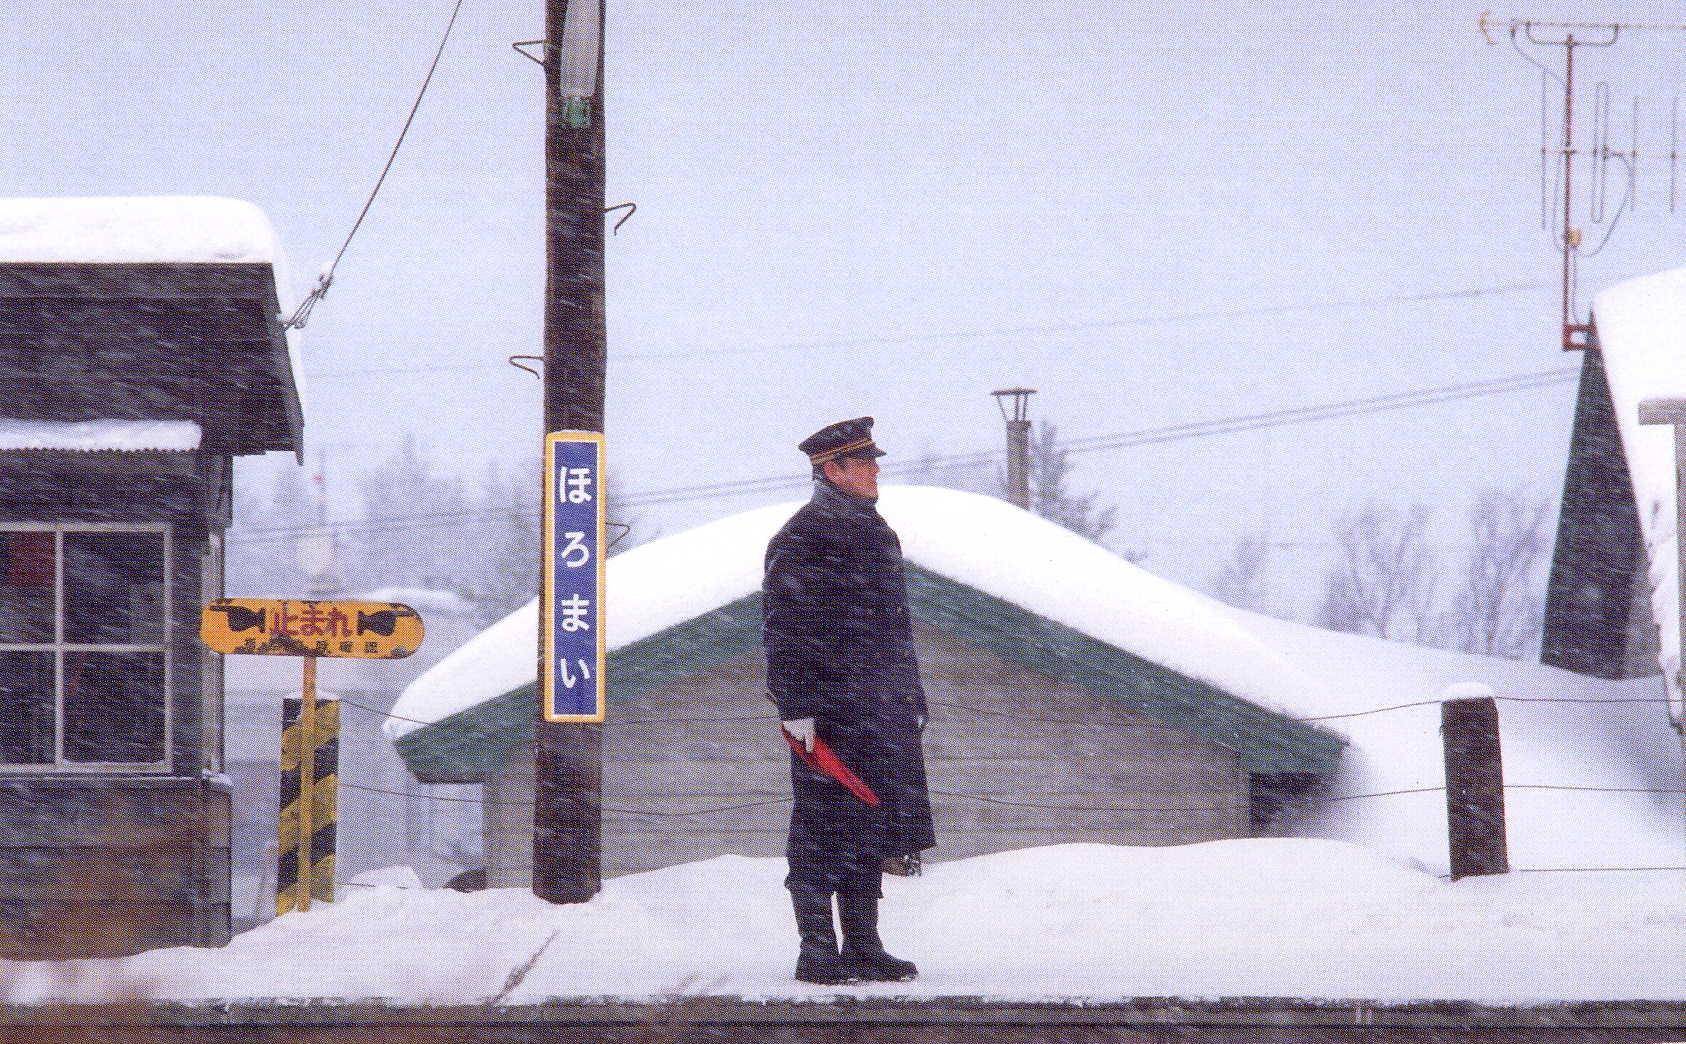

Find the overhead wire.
[
  {"left": 299, "top": 281, "right": 1550, "bottom": 377},
  {"left": 304, "top": 695, "right": 1684, "bottom": 886},
  {"left": 228, "top": 364, "right": 1582, "bottom": 546},
  {"left": 280, "top": 0, "right": 467, "bottom": 330}
]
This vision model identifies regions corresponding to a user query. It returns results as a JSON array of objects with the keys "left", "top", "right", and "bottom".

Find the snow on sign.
[
  {"left": 543, "top": 431, "right": 606, "bottom": 722},
  {"left": 200, "top": 598, "right": 424, "bottom": 659}
]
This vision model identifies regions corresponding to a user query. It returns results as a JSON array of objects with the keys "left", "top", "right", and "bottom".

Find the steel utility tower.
[{"left": 1483, "top": 14, "right": 1686, "bottom": 350}]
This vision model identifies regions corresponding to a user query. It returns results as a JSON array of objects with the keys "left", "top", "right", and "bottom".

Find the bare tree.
[
  {"left": 1317, "top": 502, "right": 1439, "bottom": 642},
  {"left": 349, "top": 436, "right": 475, "bottom": 596},
  {"left": 1444, "top": 487, "right": 1552, "bottom": 658},
  {"left": 474, "top": 459, "right": 541, "bottom": 624},
  {"left": 1207, "top": 530, "right": 1270, "bottom": 614},
  {"left": 1009, "top": 421, "right": 1117, "bottom": 543}
]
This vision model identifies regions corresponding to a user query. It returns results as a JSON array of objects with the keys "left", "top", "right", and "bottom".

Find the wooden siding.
[
  {"left": 0, "top": 777, "right": 230, "bottom": 958},
  {"left": 1541, "top": 345, "right": 1661, "bottom": 678},
  {"left": 0, "top": 262, "right": 301, "bottom": 455},
  {"left": 489, "top": 624, "right": 1249, "bottom": 886},
  {"left": 0, "top": 451, "right": 234, "bottom": 955},
  {"left": 401, "top": 575, "right": 1342, "bottom": 784}
]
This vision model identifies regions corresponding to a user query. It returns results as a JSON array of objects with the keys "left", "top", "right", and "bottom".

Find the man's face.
[{"left": 825, "top": 454, "right": 880, "bottom": 499}]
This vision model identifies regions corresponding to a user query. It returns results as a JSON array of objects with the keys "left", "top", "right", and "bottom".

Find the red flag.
[{"left": 783, "top": 730, "right": 880, "bottom": 807}]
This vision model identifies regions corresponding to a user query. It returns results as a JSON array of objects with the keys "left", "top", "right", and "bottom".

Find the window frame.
[{"left": 0, "top": 522, "right": 172, "bottom": 773}]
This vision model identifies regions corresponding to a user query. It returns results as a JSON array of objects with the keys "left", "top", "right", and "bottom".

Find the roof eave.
[{"left": 393, "top": 571, "right": 1344, "bottom": 783}]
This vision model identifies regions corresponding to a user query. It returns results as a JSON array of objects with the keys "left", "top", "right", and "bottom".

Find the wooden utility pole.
[
  {"left": 1440, "top": 696, "right": 1510, "bottom": 880},
  {"left": 534, "top": 0, "right": 605, "bottom": 904}
]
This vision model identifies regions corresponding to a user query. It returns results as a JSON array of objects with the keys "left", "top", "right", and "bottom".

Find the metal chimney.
[{"left": 992, "top": 387, "right": 1037, "bottom": 510}]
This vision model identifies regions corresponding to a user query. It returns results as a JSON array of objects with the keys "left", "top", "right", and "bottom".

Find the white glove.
[{"left": 782, "top": 717, "right": 816, "bottom": 752}]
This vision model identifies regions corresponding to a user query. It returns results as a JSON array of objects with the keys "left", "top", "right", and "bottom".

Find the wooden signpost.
[{"left": 200, "top": 598, "right": 424, "bottom": 914}]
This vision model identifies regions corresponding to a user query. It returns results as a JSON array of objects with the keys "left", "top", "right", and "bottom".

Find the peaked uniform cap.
[{"left": 799, "top": 416, "right": 887, "bottom": 465}]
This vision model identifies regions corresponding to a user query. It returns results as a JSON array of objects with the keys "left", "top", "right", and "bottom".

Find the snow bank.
[
  {"left": 0, "top": 197, "right": 279, "bottom": 265},
  {"left": 1, "top": 841, "right": 1678, "bottom": 1006},
  {"left": 1591, "top": 269, "right": 1686, "bottom": 727},
  {"left": 0, "top": 419, "right": 201, "bottom": 452},
  {"left": 1233, "top": 612, "right": 1684, "bottom": 877},
  {"left": 388, "top": 486, "right": 1322, "bottom": 740}
]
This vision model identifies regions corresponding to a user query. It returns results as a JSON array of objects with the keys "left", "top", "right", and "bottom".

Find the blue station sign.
[{"left": 542, "top": 431, "right": 607, "bottom": 722}]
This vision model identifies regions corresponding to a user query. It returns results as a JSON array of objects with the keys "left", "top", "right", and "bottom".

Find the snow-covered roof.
[
  {"left": 0, "top": 418, "right": 202, "bottom": 452},
  {"left": 388, "top": 485, "right": 1327, "bottom": 742},
  {"left": 0, "top": 196, "right": 278, "bottom": 264},
  {"left": 1590, "top": 268, "right": 1686, "bottom": 726}
]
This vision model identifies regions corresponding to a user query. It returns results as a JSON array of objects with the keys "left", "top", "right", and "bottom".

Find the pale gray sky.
[{"left": 6, "top": 0, "right": 1686, "bottom": 611}]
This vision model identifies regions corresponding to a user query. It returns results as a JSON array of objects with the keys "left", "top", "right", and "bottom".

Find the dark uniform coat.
[{"left": 763, "top": 481, "right": 936, "bottom": 896}]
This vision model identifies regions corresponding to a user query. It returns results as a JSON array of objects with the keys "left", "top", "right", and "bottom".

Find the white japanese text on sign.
[{"left": 542, "top": 432, "right": 606, "bottom": 722}]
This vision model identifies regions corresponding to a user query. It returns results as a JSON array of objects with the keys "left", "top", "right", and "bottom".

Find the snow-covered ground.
[
  {"left": 5, "top": 486, "right": 1679, "bottom": 1007},
  {"left": 1, "top": 840, "right": 1679, "bottom": 1007},
  {"left": 1235, "top": 615, "right": 1685, "bottom": 877}
]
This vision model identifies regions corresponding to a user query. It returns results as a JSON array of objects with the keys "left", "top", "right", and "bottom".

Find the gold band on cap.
[{"left": 809, "top": 436, "right": 876, "bottom": 465}]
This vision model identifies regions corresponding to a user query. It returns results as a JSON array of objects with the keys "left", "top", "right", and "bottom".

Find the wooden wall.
[
  {"left": 0, "top": 451, "right": 233, "bottom": 956},
  {"left": 0, "top": 777, "right": 229, "bottom": 959},
  {"left": 1541, "top": 346, "right": 1662, "bottom": 679},
  {"left": 487, "top": 622, "right": 1249, "bottom": 886}
]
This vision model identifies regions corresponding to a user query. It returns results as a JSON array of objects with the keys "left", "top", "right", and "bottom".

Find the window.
[{"left": 0, "top": 527, "right": 169, "bottom": 769}]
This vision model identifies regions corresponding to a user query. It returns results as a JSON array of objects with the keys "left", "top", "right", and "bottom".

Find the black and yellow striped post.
[
  {"left": 277, "top": 656, "right": 338, "bottom": 915},
  {"left": 199, "top": 598, "right": 421, "bottom": 915}
]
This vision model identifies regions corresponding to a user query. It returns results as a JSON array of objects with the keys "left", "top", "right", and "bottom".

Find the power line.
[
  {"left": 281, "top": 0, "right": 466, "bottom": 330},
  {"left": 298, "top": 282, "right": 1550, "bottom": 377},
  {"left": 615, "top": 283, "right": 1552, "bottom": 364},
  {"left": 615, "top": 366, "right": 1581, "bottom": 508},
  {"left": 233, "top": 362, "right": 1580, "bottom": 546}
]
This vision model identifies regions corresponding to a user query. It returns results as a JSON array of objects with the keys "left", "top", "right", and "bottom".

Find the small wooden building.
[
  {"left": 1540, "top": 340, "right": 1661, "bottom": 679},
  {"left": 0, "top": 197, "right": 302, "bottom": 957},
  {"left": 389, "top": 488, "right": 1344, "bottom": 886},
  {"left": 1543, "top": 266, "right": 1686, "bottom": 734}
]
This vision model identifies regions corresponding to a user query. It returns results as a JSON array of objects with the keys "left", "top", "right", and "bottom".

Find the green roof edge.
[{"left": 395, "top": 566, "right": 1344, "bottom": 783}]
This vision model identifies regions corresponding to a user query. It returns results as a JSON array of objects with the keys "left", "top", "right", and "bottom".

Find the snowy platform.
[{"left": 1, "top": 841, "right": 1680, "bottom": 1010}]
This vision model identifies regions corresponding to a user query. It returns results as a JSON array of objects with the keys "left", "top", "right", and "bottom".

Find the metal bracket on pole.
[
  {"left": 604, "top": 202, "right": 636, "bottom": 234},
  {"left": 512, "top": 39, "right": 549, "bottom": 66}
]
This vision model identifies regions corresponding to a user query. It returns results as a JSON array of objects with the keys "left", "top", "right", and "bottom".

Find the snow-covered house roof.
[
  {"left": 388, "top": 486, "right": 1345, "bottom": 783},
  {"left": 0, "top": 196, "right": 278, "bottom": 264},
  {"left": 1583, "top": 268, "right": 1686, "bottom": 727},
  {"left": 0, "top": 196, "right": 303, "bottom": 456},
  {"left": 0, "top": 419, "right": 202, "bottom": 452}
]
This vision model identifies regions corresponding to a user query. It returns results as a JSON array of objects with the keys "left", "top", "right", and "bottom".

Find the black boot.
[
  {"left": 791, "top": 890, "right": 853, "bottom": 985},
  {"left": 838, "top": 891, "right": 918, "bottom": 982}
]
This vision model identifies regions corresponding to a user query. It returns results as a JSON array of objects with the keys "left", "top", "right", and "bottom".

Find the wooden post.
[
  {"left": 1638, "top": 399, "right": 1686, "bottom": 736},
  {"left": 298, "top": 655, "right": 317, "bottom": 911},
  {"left": 1441, "top": 695, "right": 1509, "bottom": 880},
  {"left": 534, "top": 0, "right": 605, "bottom": 905}
]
